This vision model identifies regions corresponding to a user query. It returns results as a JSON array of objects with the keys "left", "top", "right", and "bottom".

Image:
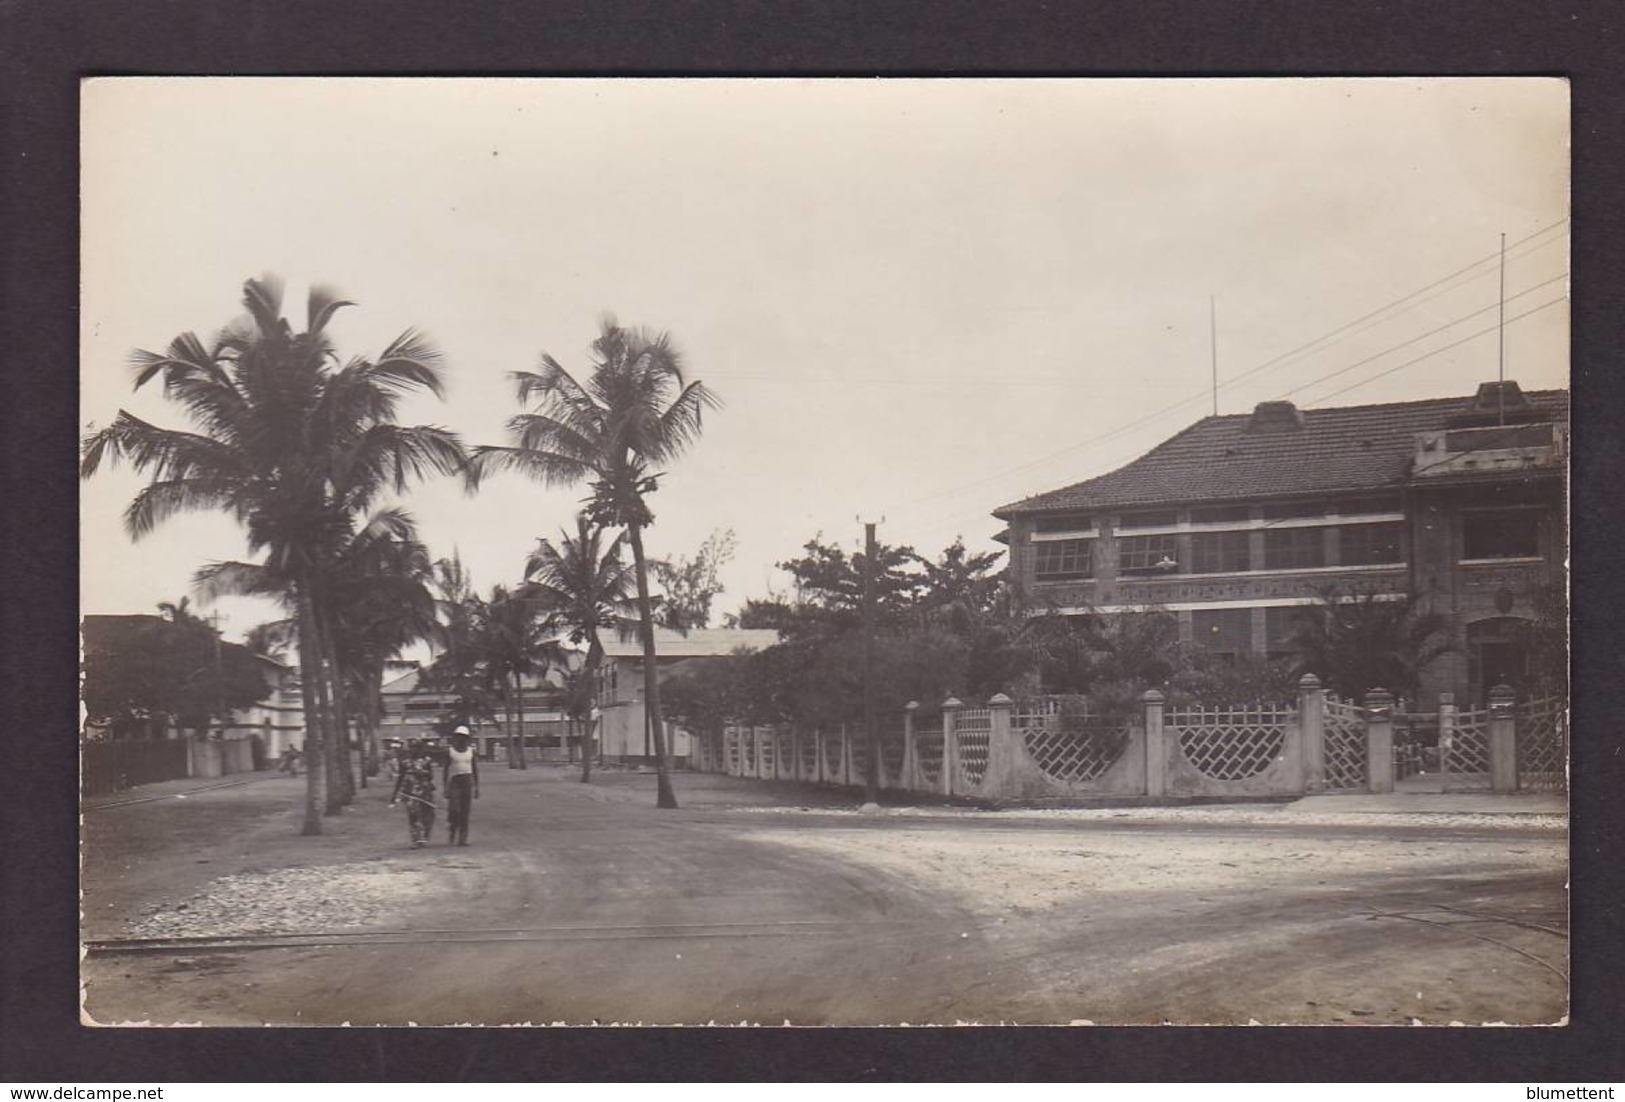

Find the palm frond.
[
  {"left": 241, "top": 274, "right": 287, "bottom": 337},
  {"left": 464, "top": 444, "right": 594, "bottom": 492},
  {"left": 333, "top": 424, "right": 466, "bottom": 507},
  {"left": 306, "top": 284, "right": 355, "bottom": 336},
  {"left": 370, "top": 329, "right": 446, "bottom": 398},
  {"left": 644, "top": 379, "right": 721, "bottom": 464},
  {"left": 193, "top": 560, "right": 291, "bottom": 605}
]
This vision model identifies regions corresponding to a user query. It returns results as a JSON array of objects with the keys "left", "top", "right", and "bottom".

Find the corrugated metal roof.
[{"left": 994, "top": 388, "right": 1568, "bottom": 518}]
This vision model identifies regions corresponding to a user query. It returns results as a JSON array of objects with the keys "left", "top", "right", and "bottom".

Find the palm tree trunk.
[
  {"left": 294, "top": 581, "right": 326, "bottom": 836},
  {"left": 324, "top": 624, "right": 355, "bottom": 804},
  {"left": 627, "top": 524, "right": 677, "bottom": 809},
  {"left": 313, "top": 604, "right": 349, "bottom": 812},
  {"left": 514, "top": 670, "right": 528, "bottom": 770}
]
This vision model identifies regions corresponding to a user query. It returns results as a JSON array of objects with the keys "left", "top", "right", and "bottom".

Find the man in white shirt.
[{"left": 442, "top": 725, "right": 481, "bottom": 846}]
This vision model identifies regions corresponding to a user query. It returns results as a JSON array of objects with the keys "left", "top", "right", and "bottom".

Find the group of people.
[{"left": 388, "top": 725, "right": 481, "bottom": 848}]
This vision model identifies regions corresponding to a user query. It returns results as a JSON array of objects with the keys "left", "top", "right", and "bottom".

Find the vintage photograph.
[{"left": 79, "top": 77, "right": 1569, "bottom": 1026}]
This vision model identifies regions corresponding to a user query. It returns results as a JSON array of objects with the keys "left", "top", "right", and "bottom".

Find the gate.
[
  {"left": 1515, "top": 698, "right": 1567, "bottom": 793},
  {"left": 1442, "top": 707, "right": 1492, "bottom": 791},
  {"left": 1321, "top": 696, "right": 1367, "bottom": 791}
]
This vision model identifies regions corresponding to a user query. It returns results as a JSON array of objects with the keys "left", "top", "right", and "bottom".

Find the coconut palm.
[
  {"left": 467, "top": 318, "right": 719, "bottom": 808},
  {"left": 472, "top": 585, "right": 563, "bottom": 769},
  {"left": 81, "top": 275, "right": 464, "bottom": 835},
  {"left": 1289, "top": 585, "right": 1452, "bottom": 702},
  {"left": 522, "top": 514, "right": 638, "bottom": 782}
]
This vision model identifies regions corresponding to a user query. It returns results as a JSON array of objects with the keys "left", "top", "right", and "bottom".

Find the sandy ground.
[
  {"left": 81, "top": 767, "right": 1571, "bottom": 1026},
  {"left": 739, "top": 825, "right": 1567, "bottom": 916}
]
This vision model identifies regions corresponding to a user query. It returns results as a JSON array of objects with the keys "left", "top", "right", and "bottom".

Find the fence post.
[
  {"left": 790, "top": 725, "right": 800, "bottom": 782},
  {"left": 840, "top": 723, "right": 851, "bottom": 787},
  {"left": 1437, "top": 692, "right": 1455, "bottom": 781},
  {"left": 942, "top": 697, "right": 963, "bottom": 796},
  {"left": 1364, "top": 688, "right": 1395, "bottom": 794},
  {"left": 903, "top": 702, "right": 919, "bottom": 793},
  {"left": 1488, "top": 684, "right": 1518, "bottom": 793},
  {"left": 985, "top": 693, "right": 1015, "bottom": 797},
  {"left": 1299, "top": 674, "right": 1325, "bottom": 793},
  {"left": 1143, "top": 690, "right": 1166, "bottom": 799}
]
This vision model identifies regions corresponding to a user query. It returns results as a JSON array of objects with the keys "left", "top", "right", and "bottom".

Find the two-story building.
[{"left": 993, "top": 380, "right": 1567, "bottom": 706}]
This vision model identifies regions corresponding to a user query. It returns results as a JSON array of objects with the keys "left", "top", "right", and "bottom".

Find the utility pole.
[
  {"left": 1209, "top": 295, "right": 1219, "bottom": 417},
  {"left": 1497, "top": 232, "right": 1507, "bottom": 426},
  {"left": 862, "top": 520, "right": 879, "bottom": 805}
]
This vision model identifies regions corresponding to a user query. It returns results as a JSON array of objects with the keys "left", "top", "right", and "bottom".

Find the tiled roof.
[{"left": 994, "top": 387, "right": 1568, "bottom": 518}]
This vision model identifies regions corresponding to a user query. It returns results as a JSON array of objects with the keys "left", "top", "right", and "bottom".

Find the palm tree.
[
  {"left": 1290, "top": 585, "right": 1452, "bottom": 702},
  {"left": 195, "top": 509, "right": 438, "bottom": 804},
  {"left": 522, "top": 514, "right": 637, "bottom": 782},
  {"left": 467, "top": 318, "right": 719, "bottom": 809},
  {"left": 81, "top": 275, "right": 464, "bottom": 835},
  {"left": 473, "top": 585, "right": 562, "bottom": 769}
]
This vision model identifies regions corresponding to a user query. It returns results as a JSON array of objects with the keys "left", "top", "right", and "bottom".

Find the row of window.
[
  {"left": 1034, "top": 523, "right": 1407, "bottom": 581},
  {"left": 1029, "top": 495, "right": 1406, "bottom": 535},
  {"left": 1032, "top": 509, "right": 1541, "bottom": 582}
]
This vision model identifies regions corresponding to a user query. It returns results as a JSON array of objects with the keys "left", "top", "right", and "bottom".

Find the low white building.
[{"left": 596, "top": 628, "right": 780, "bottom": 765}]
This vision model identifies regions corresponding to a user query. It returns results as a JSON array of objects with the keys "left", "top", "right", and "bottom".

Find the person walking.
[
  {"left": 389, "top": 738, "right": 438, "bottom": 848},
  {"left": 443, "top": 725, "right": 480, "bottom": 846}
]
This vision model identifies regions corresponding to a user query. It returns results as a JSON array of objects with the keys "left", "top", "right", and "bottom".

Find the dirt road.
[{"left": 81, "top": 767, "right": 1567, "bottom": 1026}]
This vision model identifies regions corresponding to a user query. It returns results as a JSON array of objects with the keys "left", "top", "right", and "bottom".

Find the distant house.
[
  {"left": 993, "top": 380, "right": 1567, "bottom": 706},
  {"left": 377, "top": 665, "right": 571, "bottom": 760},
  {"left": 596, "top": 627, "right": 781, "bottom": 765}
]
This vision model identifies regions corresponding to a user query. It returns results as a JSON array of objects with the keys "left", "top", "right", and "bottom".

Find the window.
[
  {"left": 1117, "top": 509, "right": 1179, "bottom": 529},
  {"left": 1191, "top": 530, "right": 1251, "bottom": 574},
  {"left": 1264, "top": 527, "right": 1325, "bottom": 569},
  {"left": 1118, "top": 534, "right": 1180, "bottom": 573},
  {"left": 1462, "top": 510, "right": 1540, "bottom": 560},
  {"left": 1192, "top": 608, "right": 1252, "bottom": 661},
  {"left": 1190, "top": 504, "right": 1252, "bottom": 524},
  {"left": 1338, "top": 522, "right": 1404, "bottom": 565},
  {"left": 1034, "top": 513, "right": 1093, "bottom": 534},
  {"left": 1264, "top": 606, "right": 1305, "bottom": 660},
  {"left": 1262, "top": 501, "right": 1326, "bottom": 520},
  {"left": 1035, "top": 539, "right": 1093, "bottom": 581}
]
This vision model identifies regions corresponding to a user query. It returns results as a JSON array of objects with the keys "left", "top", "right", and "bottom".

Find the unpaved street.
[{"left": 81, "top": 767, "right": 1567, "bottom": 1026}]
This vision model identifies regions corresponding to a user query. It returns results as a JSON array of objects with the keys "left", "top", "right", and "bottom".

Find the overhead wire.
[{"left": 882, "top": 222, "right": 1568, "bottom": 526}]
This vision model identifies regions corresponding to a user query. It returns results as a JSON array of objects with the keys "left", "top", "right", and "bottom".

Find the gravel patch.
[{"left": 120, "top": 862, "right": 433, "bottom": 939}]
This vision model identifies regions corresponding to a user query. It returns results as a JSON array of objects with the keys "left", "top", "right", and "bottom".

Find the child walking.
[{"left": 390, "top": 739, "right": 438, "bottom": 848}]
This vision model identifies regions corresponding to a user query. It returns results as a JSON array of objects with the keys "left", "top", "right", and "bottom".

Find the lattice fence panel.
[
  {"left": 880, "top": 722, "right": 907, "bottom": 787},
  {"left": 1169, "top": 705, "right": 1290, "bottom": 781},
  {"left": 1443, "top": 708, "right": 1492, "bottom": 790},
  {"left": 725, "top": 727, "right": 740, "bottom": 773},
  {"left": 822, "top": 728, "right": 843, "bottom": 777},
  {"left": 799, "top": 728, "right": 820, "bottom": 777},
  {"left": 1516, "top": 698, "right": 1568, "bottom": 792},
  {"left": 915, "top": 726, "right": 944, "bottom": 787},
  {"left": 1321, "top": 698, "right": 1366, "bottom": 791},
  {"left": 1015, "top": 699, "right": 1130, "bottom": 785},
  {"left": 955, "top": 709, "right": 992, "bottom": 788},
  {"left": 757, "top": 727, "right": 775, "bottom": 776},
  {"left": 849, "top": 724, "right": 869, "bottom": 783},
  {"left": 775, "top": 727, "right": 795, "bottom": 779}
]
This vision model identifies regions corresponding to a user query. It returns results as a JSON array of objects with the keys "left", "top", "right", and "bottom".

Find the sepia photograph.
[{"left": 78, "top": 76, "right": 1569, "bottom": 1027}]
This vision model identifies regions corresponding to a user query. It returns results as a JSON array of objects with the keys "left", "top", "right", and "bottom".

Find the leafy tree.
[
  {"left": 468, "top": 318, "right": 719, "bottom": 809},
  {"left": 80, "top": 275, "right": 464, "bottom": 834},
  {"left": 649, "top": 528, "right": 737, "bottom": 631},
  {"left": 82, "top": 606, "right": 270, "bottom": 740},
  {"left": 523, "top": 514, "right": 637, "bottom": 781},
  {"left": 1289, "top": 585, "right": 1451, "bottom": 701}
]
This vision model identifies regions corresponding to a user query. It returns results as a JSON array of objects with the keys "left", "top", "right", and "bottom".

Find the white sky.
[{"left": 80, "top": 77, "right": 1569, "bottom": 642}]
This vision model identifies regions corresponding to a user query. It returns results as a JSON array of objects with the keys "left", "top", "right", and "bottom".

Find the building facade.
[
  {"left": 994, "top": 381, "right": 1567, "bottom": 707},
  {"left": 596, "top": 627, "right": 781, "bottom": 765}
]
